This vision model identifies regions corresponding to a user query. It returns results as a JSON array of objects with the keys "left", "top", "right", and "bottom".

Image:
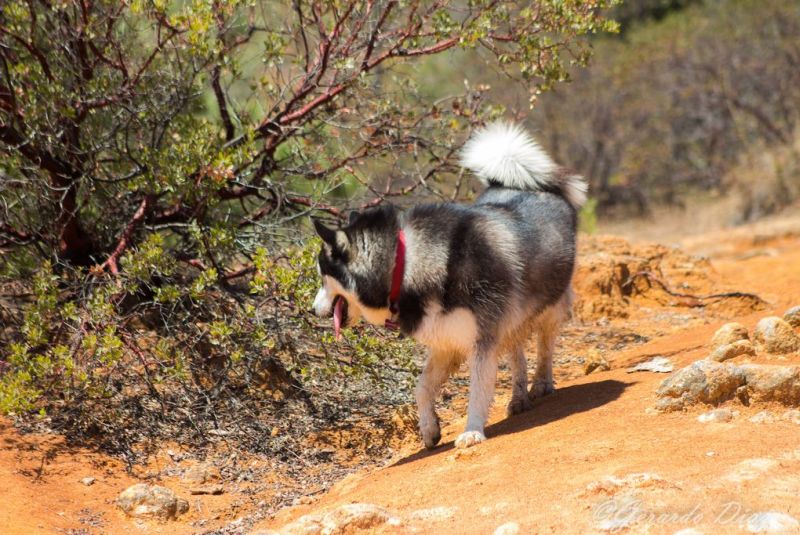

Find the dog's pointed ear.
[
  {"left": 348, "top": 210, "right": 359, "bottom": 226},
  {"left": 313, "top": 218, "right": 350, "bottom": 254},
  {"left": 313, "top": 218, "right": 337, "bottom": 245}
]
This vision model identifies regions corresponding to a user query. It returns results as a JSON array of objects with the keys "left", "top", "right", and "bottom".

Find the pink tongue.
[{"left": 333, "top": 298, "right": 344, "bottom": 339}]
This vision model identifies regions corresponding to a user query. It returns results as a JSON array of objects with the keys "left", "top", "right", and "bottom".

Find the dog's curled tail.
[{"left": 460, "top": 121, "right": 587, "bottom": 209}]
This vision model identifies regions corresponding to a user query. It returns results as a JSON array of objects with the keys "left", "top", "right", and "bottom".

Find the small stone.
[
  {"left": 80, "top": 477, "right": 96, "bottom": 486},
  {"left": 781, "top": 409, "right": 800, "bottom": 425},
  {"left": 182, "top": 464, "right": 220, "bottom": 484},
  {"left": 189, "top": 485, "right": 224, "bottom": 495},
  {"left": 749, "top": 410, "right": 776, "bottom": 424},
  {"left": 697, "top": 408, "right": 736, "bottom": 423},
  {"left": 584, "top": 350, "right": 610, "bottom": 375},
  {"left": 674, "top": 529, "right": 705, "bottom": 535},
  {"left": 746, "top": 511, "right": 799, "bottom": 533},
  {"left": 493, "top": 522, "right": 520, "bottom": 535},
  {"left": 711, "top": 322, "right": 750, "bottom": 348},
  {"left": 753, "top": 317, "right": 800, "bottom": 354},
  {"left": 783, "top": 306, "right": 800, "bottom": 328},
  {"left": 709, "top": 340, "right": 756, "bottom": 362},
  {"left": 117, "top": 484, "right": 189, "bottom": 520},
  {"left": 628, "top": 356, "right": 673, "bottom": 373},
  {"left": 291, "top": 495, "right": 315, "bottom": 506}
]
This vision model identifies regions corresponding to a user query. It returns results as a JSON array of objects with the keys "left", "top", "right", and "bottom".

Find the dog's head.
[{"left": 312, "top": 205, "right": 400, "bottom": 336}]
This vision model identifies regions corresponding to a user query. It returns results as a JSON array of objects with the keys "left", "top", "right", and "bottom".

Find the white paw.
[
  {"left": 529, "top": 380, "right": 555, "bottom": 400},
  {"left": 507, "top": 394, "right": 533, "bottom": 416},
  {"left": 455, "top": 430, "right": 486, "bottom": 449}
]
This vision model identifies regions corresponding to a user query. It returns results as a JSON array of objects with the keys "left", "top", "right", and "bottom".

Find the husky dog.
[{"left": 312, "top": 122, "right": 585, "bottom": 449}]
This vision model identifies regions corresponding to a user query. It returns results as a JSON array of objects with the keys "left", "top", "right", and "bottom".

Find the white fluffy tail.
[{"left": 460, "top": 122, "right": 587, "bottom": 209}]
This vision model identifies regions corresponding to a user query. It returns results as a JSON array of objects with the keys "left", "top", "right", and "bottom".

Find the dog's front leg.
[
  {"left": 455, "top": 345, "right": 498, "bottom": 448},
  {"left": 415, "top": 350, "right": 453, "bottom": 449}
]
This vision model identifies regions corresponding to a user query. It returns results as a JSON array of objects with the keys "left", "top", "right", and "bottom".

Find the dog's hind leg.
[
  {"left": 416, "top": 350, "right": 457, "bottom": 449},
  {"left": 455, "top": 344, "right": 498, "bottom": 448},
  {"left": 529, "top": 292, "right": 571, "bottom": 399},
  {"left": 507, "top": 345, "right": 533, "bottom": 415}
]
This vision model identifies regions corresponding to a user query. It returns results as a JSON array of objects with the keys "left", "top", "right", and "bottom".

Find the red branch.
[{"left": 97, "top": 195, "right": 154, "bottom": 275}]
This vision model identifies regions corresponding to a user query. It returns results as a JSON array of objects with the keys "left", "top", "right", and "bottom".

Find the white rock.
[
  {"left": 697, "top": 408, "right": 737, "bottom": 423},
  {"left": 674, "top": 529, "right": 704, "bottom": 535},
  {"left": 628, "top": 356, "right": 674, "bottom": 373},
  {"left": 746, "top": 511, "right": 800, "bottom": 533},
  {"left": 781, "top": 409, "right": 800, "bottom": 425},
  {"left": 493, "top": 522, "right": 520, "bottom": 535},
  {"left": 117, "top": 483, "right": 189, "bottom": 520},
  {"left": 80, "top": 477, "right": 96, "bottom": 486},
  {"left": 749, "top": 410, "right": 776, "bottom": 424}
]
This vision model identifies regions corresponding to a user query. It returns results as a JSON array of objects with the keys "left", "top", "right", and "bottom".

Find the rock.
[
  {"left": 725, "top": 458, "right": 778, "bottom": 482},
  {"left": 782, "top": 409, "right": 800, "bottom": 424},
  {"left": 697, "top": 408, "right": 737, "bottom": 423},
  {"left": 279, "top": 503, "right": 399, "bottom": 535},
  {"left": 753, "top": 317, "right": 800, "bottom": 354},
  {"left": 711, "top": 322, "right": 750, "bottom": 348},
  {"left": 656, "top": 360, "right": 800, "bottom": 410},
  {"left": 117, "top": 483, "right": 189, "bottom": 520},
  {"left": 584, "top": 473, "right": 672, "bottom": 496},
  {"left": 408, "top": 506, "right": 457, "bottom": 521},
  {"left": 189, "top": 485, "right": 224, "bottom": 495},
  {"left": 182, "top": 463, "right": 220, "bottom": 484},
  {"left": 709, "top": 340, "right": 756, "bottom": 362},
  {"left": 741, "top": 365, "right": 800, "bottom": 405},
  {"left": 80, "top": 477, "right": 96, "bottom": 486},
  {"left": 493, "top": 522, "right": 520, "bottom": 535},
  {"left": 674, "top": 529, "right": 704, "bottom": 535},
  {"left": 749, "top": 410, "right": 776, "bottom": 424},
  {"left": 656, "top": 360, "right": 746, "bottom": 411},
  {"left": 784, "top": 306, "right": 800, "bottom": 328},
  {"left": 746, "top": 511, "right": 800, "bottom": 533},
  {"left": 584, "top": 350, "right": 610, "bottom": 375},
  {"left": 628, "top": 356, "right": 673, "bottom": 373}
]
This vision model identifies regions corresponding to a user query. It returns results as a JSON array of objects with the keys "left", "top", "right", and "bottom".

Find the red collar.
[{"left": 385, "top": 229, "right": 405, "bottom": 329}]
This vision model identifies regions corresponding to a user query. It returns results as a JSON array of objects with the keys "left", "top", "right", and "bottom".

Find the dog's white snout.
[{"left": 313, "top": 285, "right": 333, "bottom": 317}]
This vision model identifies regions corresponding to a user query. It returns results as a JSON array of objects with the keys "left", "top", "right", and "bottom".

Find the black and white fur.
[{"left": 313, "top": 122, "right": 585, "bottom": 449}]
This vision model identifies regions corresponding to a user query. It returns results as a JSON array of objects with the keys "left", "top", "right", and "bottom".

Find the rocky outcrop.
[{"left": 656, "top": 361, "right": 800, "bottom": 411}]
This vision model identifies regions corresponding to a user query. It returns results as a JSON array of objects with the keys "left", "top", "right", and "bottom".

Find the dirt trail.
[{"left": 2, "top": 214, "right": 800, "bottom": 534}]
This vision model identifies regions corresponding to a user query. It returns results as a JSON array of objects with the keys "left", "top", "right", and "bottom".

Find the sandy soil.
[{"left": 2, "top": 212, "right": 800, "bottom": 534}]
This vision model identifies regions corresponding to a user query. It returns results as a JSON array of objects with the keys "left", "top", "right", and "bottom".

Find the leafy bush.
[{"left": 0, "top": 0, "right": 617, "bottom": 466}]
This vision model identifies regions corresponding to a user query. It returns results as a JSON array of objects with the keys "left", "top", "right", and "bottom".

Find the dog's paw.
[
  {"left": 528, "top": 380, "right": 555, "bottom": 400},
  {"left": 419, "top": 417, "right": 441, "bottom": 449},
  {"left": 454, "top": 430, "right": 486, "bottom": 449},
  {"left": 507, "top": 394, "right": 534, "bottom": 416}
]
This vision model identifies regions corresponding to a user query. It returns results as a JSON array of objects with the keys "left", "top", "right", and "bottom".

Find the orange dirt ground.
[{"left": 2, "top": 211, "right": 800, "bottom": 534}]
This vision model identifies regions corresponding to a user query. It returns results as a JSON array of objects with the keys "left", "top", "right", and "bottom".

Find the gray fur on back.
[{"left": 397, "top": 188, "right": 576, "bottom": 342}]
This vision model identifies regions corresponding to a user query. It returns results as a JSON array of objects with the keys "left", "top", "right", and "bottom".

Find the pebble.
[{"left": 80, "top": 477, "right": 96, "bottom": 486}]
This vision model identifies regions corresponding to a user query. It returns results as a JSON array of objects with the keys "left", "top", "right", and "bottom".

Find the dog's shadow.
[{"left": 393, "top": 379, "right": 631, "bottom": 466}]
